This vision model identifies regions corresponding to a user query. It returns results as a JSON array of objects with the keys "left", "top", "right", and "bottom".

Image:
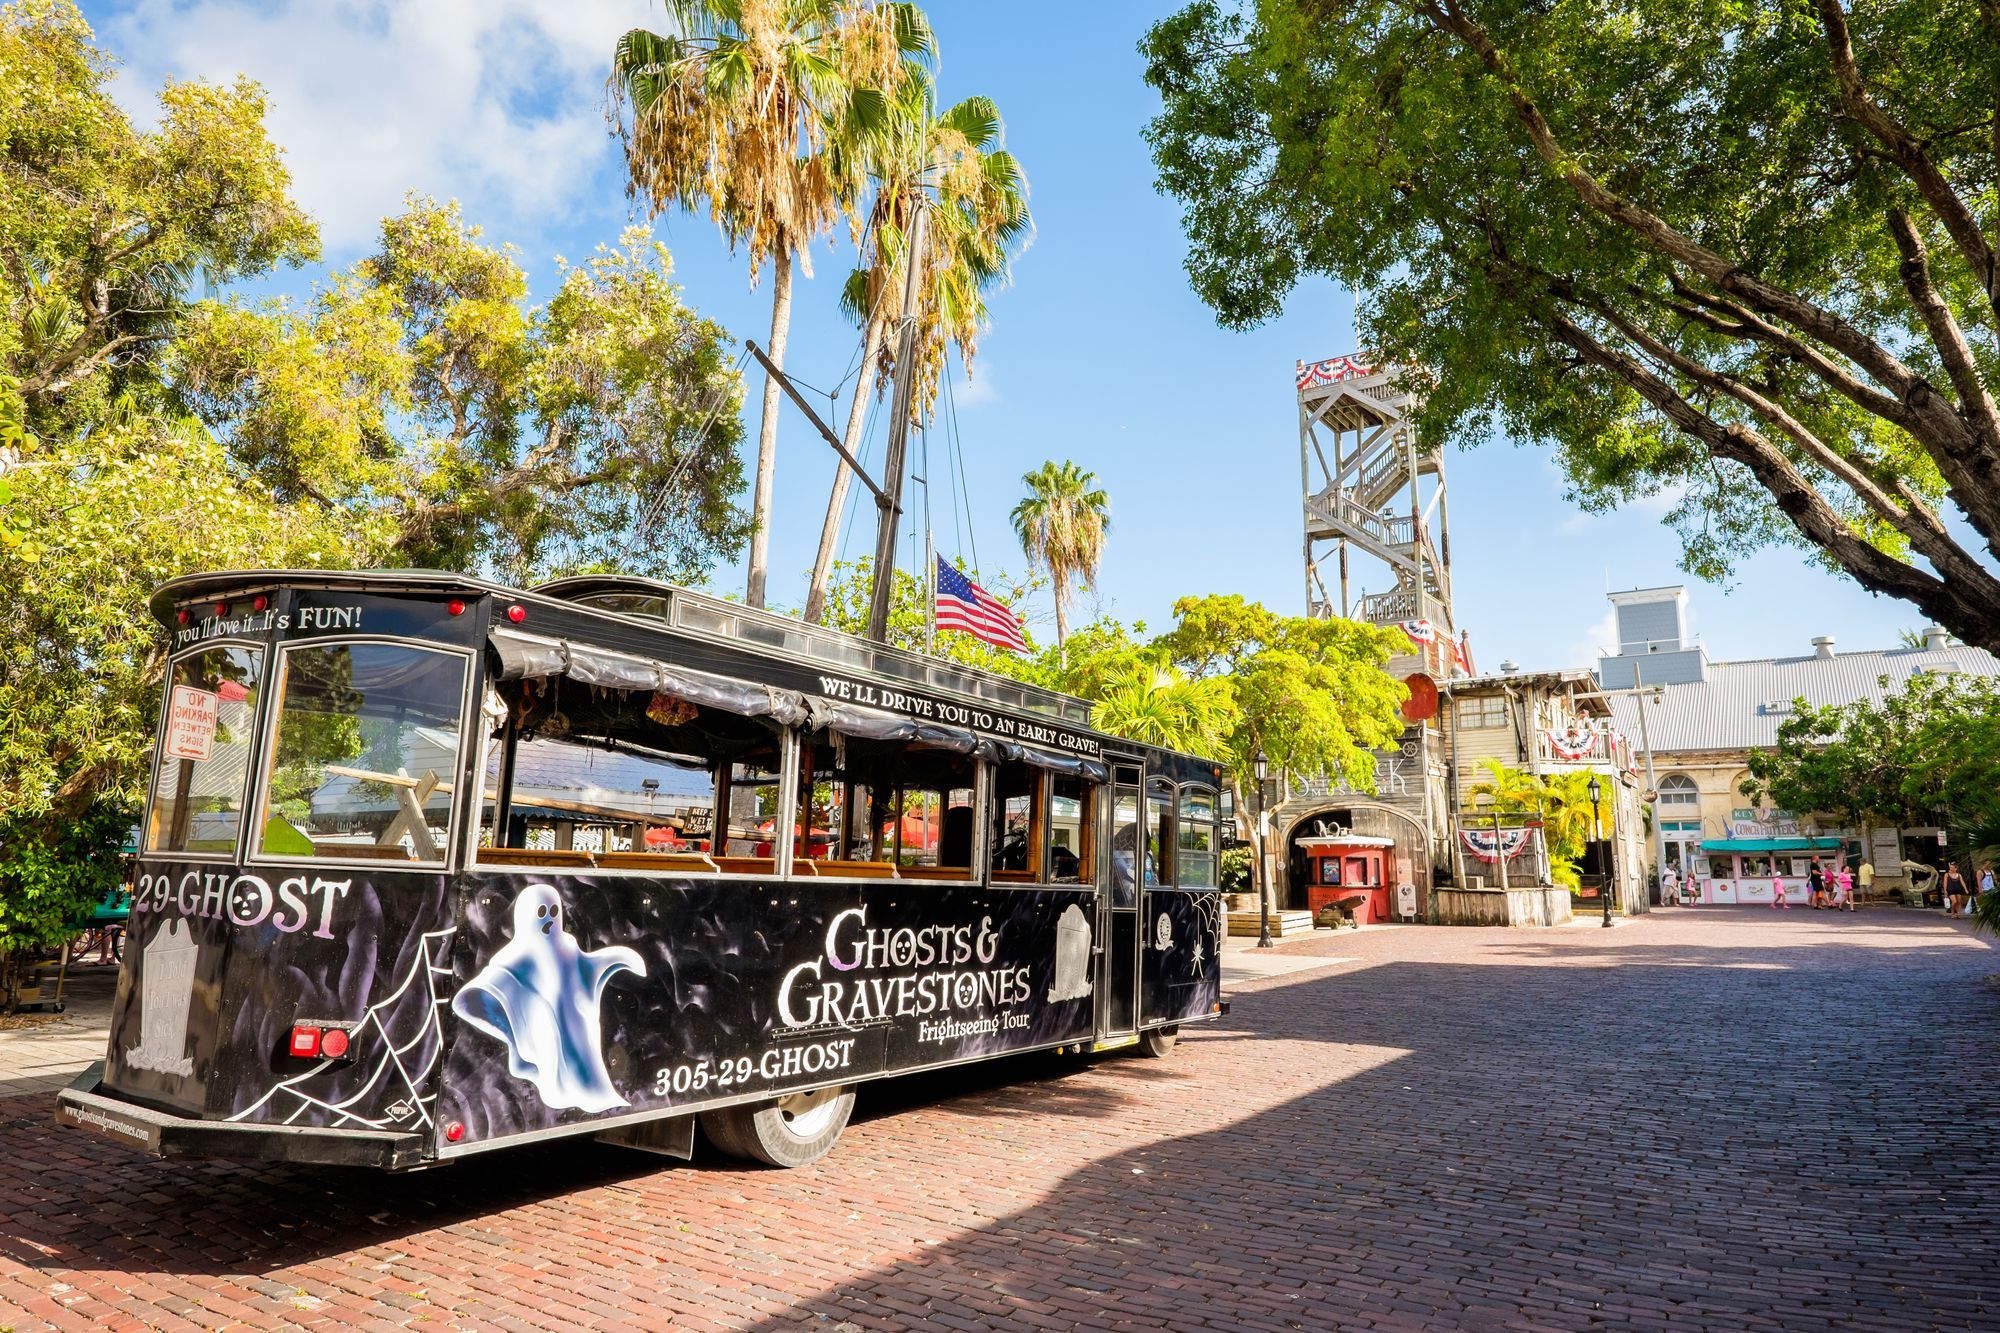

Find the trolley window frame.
[
  {"left": 244, "top": 634, "right": 481, "bottom": 875},
  {"left": 142, "top": 637, "right": 273, "bottom": 865}
]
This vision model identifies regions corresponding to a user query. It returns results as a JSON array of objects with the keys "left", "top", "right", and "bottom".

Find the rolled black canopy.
[
  {"left": 488, "top": 628, "right": 810, "bottom": 726},
  {"left": 489, "top": 627, "right": 1111, "bottom": 781}
]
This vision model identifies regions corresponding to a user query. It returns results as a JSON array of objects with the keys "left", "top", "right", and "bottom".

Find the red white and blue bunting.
[
  {"left": 1459, "top": 827, "right": 1534, "bottom": 862},
  {"left": 1545, "top": 726, "right": 1596, "bottom": 761},
  {"left": 1400, "top": 618, "right": 1436, "bottom": 646},
  {"left": 1296, "top": 354, "right": 1376, "bottom": 390}
]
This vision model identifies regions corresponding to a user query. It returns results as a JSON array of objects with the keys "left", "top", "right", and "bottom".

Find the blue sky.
[{"left": 82, "top": 0, "right": 1930, "bottom": 670}]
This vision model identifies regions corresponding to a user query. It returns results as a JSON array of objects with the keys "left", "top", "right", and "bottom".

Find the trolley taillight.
[{"left": 288, "top": 1022, "right": 356, "bottom": 1062}]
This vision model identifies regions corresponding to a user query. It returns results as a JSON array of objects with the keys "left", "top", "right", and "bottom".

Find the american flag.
[{"left": 934, "top": 555, "right": 1029, "bottom": 653}]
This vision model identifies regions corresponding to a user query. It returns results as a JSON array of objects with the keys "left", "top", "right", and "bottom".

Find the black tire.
[
  {"left": 699, "top": 1084, "right": 855, "bottom": 1167},
  {"left": 1139, "top": 1025, "right": 1179, "bottom": 1058}
]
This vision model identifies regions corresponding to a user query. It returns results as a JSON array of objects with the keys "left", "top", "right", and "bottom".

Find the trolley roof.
[{"left": 148, "top": 568, "right": 1231, "bottom": 782}]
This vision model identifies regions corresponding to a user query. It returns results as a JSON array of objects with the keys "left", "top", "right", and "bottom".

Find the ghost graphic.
[{"left": 452, "top": 884, "right": 645, "bottom": 1113}]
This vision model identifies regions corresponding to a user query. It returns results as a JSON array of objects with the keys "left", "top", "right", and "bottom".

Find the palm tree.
[
  {"left": 802, "top": 69, "right": 1031, "bottom": 624},
  {"left": 1010, "top": 460, "right": 1109, "bottom": 660},
  {"left": 1089, "top": 655, "right": 1233, "bottom": 755},
  {"left": 1466, "top": 759, "right": 1610, "bottom": 887},
  {"left": 612, "top": 0, "right": 863, "bottom": 609}
]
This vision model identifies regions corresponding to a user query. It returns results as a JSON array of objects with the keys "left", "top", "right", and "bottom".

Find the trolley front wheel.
[
  {"left": 1138, "top": 1025, "right": 1179, "bottom": 1058},
  {"left": 701, "top": 1084, "right": 855, "bottom": 1168}
]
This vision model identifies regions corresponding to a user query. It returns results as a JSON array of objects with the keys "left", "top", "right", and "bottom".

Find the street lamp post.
[
  {"left": 1589, "top": 774, "right": 1609, "bottom": 928},
  {"left": 1255, "top": 749, "right": 1274, "bottom": 949}
]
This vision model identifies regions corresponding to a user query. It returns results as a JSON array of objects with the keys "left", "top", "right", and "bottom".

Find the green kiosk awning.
[{"left": 1699, "top": 836, "right": 1845, "bottom": 853}]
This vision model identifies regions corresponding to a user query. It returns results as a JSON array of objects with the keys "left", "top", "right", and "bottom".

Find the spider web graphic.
[
  {"left": 1189, "top": 893, "right": 1223, "bottom": 975},
  {"left": 227, "top": 927, "right": 456, "bottom": 1132}
]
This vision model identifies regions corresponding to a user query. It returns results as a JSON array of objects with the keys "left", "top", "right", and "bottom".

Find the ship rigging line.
[
  {"left": 634, "top": 344, "right": 752, "bottom": 544},
  {"left": 942, "top": 350, "right": 981, "bottom": 584}
]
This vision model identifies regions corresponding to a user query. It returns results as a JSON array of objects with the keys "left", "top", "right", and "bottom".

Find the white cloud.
[
  {"left": 97, "top": 0, "right": 640, "bottom": 252},
  {"left": 952, "top": 361, "right": 999, "bottom": 409},
  {"left": 1568, "top": 604, "right": 1617, "bottom": 666},
  {"left": 1630, "top": 479, "right": 1689, "bottom": 517}
]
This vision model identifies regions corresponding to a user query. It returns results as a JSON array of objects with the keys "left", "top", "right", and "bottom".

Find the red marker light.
[
  {"left": 318, "top": 1027, "right": 350, "bottom": 1059},
  {"left": 252, "top": 595, "right": 269, "bottom": 612},
  {"left": 176, "top": 609, "right": 190, "bottom": 625},
  {"left": 506, "top": 604, "right": 526, "bottom": 624},
  {"left": 445, "top": 1121, "right": 465, "bottom": 1143},
  {"left": 288, "top": 1025, "right": 322, "bottom": 1058},
  {"left": 446, "top": 599, "right": 466, "bottom": 617},
  {"left": 214, "top": 601, "right": 229, "bottom": 617}
]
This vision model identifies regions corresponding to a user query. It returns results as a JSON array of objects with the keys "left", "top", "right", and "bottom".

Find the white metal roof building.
[
  {"left": 1591, "top": 584, "right": 1999, "bottom": 899},
  {"left": 1603, "top": 640, "right": 2000, "bottom": 752}
]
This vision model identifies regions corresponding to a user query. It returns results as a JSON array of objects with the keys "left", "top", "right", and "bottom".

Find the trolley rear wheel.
[
  {"left": 700, "top": 1084, "right": 855, "bottom": 1167},
  {"left": 1139, "top": 1025, "right": 1179, "bottom": 1057}
]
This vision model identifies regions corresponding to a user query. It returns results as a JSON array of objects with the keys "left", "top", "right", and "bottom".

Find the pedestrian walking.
[
  {"left": 1858, "top": 857, "right": 1874, "bottom": 902},
  {"left": 1772, "top": 873, "right": 1790, "bottom": 909},
  {"left": 1835, "top": 865, "right": 1855, "bottom": 912},
  {"left": 1981, "top": 863, "right": 1996, "bottom": 914},
  {"left": 1807, "top": 858, "right": 1826, "bottom": 909},
  {"left": 1661, "top": 864, "right": 1679, "bottom": 908},
  {"left": 1943, "top": 862, "right": 1968, "bottom": 916}
]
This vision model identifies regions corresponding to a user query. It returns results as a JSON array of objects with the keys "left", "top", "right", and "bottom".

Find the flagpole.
[{"left": 924, "top": 529, "right": 936, "bottom": 655}]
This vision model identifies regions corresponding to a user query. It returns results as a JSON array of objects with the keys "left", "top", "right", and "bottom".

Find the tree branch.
[
  {"left": 1544, "top": 310, "right": 2000, "bottom": 646},
  {"left": 1579, "top": 295, "right": 2000, "bottom": 605},
  {"left": 1423, "top": 0, "right": 2000, "bottom": 544},
  {"left": 1886, "top": 206, "right": 2000, "bottom": 448},
  {"left": 1817, "top": 0, "right": 2000, "bottom": 323}
]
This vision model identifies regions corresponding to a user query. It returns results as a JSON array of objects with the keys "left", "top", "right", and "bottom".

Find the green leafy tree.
[
  {"left": 1151, "top": 595, "right": 1408, "bottom": 799},
  {"left": 1024, "top": 594, "right": 1407, "bottom": 831},
  {"left": 0, "top": 5, "right": 754, "bottom": 955},
  {"left": 1745, "top": 672, "right": 2000, "bottom": 844},
  {"left": 0, "top": 0, "right": 319, "bottom": 439},
  {"left": 1143, "top": 0, "right": 2000, "bottom": 652},
  {"left": 1011, "top": 460, "right": 1110, "bottom": 658},
  {"left": 0, "top": 795, "right": 132, "bottom": 975},
  {"left": 176, "top": 203, "right": 750, "bottom": 582},
  {"left": 1082, "top": 653, "right": 1234, "bottom": 756}
]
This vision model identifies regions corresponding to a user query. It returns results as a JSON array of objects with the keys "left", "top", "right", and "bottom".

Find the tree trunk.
[
  {"left": 1053, "top": 576, "right": 1070, "bottom": 664},
  {"left": 745, "top": 249, "right": 794, "bottom": 610},
  {"left": 803, "top": 308, "right": 889, "bottom": 624}
]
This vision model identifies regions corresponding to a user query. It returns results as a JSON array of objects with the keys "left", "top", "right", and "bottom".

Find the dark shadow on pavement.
[{"left": 0, "top": 912, "right": 1993, "bottom": 1329}]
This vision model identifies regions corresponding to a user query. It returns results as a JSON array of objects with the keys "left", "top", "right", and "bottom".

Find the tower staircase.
[{"left": 1296, "top": 354, "right": 1460, "bottom": 679}]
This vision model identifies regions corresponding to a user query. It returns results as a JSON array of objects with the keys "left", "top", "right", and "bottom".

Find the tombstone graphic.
[
  {"left": 1048, "top": 903, "right": 1093, "bottom": 1002},
  {"left": 126, "top": 919, "right": 198, "bottom": 1076}
]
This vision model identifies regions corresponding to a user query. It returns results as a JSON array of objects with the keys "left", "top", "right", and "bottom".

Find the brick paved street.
[{"left": 1, "top": 907, "right": 1996, "bottom": 1331}]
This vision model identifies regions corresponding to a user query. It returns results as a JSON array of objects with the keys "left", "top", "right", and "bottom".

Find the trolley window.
[
  {"left": 797, "top": 730, "right": 976, "bottom": 879},
  {"left": 1146, "top": 779, "right": 1176, "bottom": 886},
  {"left": 146, "top": 645, "right": 265, "bottom": 855},
  {"left": 1178, "top": 786, "right": 1217, "bottom": 887},
  {"left": 256, "top": 642, "right": 468, "bottom": 863},
  {"left": 1110, "top": 787, "right": 1142, "bottom": 906},
  {"left": 990, "top": 762, "right": 1043, "bottom": 881},
  {"left": 477, "top": 676, "right": 784, "bottom": 874},
  {"left": 1047, "top": 774, "right": 1094, "bottom": 884}
]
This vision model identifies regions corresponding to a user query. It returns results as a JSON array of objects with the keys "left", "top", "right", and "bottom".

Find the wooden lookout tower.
[
  {"left": 1274, "top": 354, "right": 1464, "bottom": 920},
  {"left": 1295, "top": 354, "right": 1461, "bottom": 680}
]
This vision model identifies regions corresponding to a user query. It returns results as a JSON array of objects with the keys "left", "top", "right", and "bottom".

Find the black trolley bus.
[{"left": 58, "top": 570, "right": 1228, "bottom": 1169}]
